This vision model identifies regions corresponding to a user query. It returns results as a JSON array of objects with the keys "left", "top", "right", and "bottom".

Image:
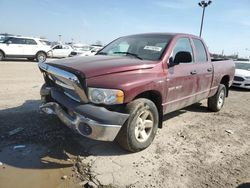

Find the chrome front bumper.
[
  {"left": 38, "top": 62, "right": 129, "bottom": 141},
  {"left": 40, "top": 102, "right": 126, "bottom": 141}
]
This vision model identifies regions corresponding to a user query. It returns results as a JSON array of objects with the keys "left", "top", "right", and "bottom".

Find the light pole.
[
  {"left": 58, "top": 34, "right": 62, "bottom": 43},
  {"left": 198, "top": 0, "right": 212, "bottom": 37}
]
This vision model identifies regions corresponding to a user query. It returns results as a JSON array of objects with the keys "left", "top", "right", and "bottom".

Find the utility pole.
[
  {"left": 198, "top": 1, "right": 212, "bottom": 37},
  {"left": 58, "top": 34, "right": 62, "bottom": 44}
]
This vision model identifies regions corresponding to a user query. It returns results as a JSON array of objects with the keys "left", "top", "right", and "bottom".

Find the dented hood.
[{"left": 47, "top": 55, "right": 157, "bottom": 78}]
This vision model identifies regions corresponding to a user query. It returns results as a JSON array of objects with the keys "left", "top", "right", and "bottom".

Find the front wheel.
[
  {"left": 207, "top": 84, "right": 226, "bottom": 112},
  {"left": 36, "top": 52, "right": 47, "bottom": 62},
  {"left": 116, "top": 98, "right": 159, "bottom": 152}
]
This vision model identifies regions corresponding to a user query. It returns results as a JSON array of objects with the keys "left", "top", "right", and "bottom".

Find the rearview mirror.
[{"left": 173, "top": 51, "right": 192, "bottom": 65}]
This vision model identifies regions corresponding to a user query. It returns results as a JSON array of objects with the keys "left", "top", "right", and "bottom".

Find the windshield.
[
  {"left": 235, "top": 63, "right": 250, "bottom": 71},
  {"left": 97, "top": 34, "right": 172, "bottom": 61}
]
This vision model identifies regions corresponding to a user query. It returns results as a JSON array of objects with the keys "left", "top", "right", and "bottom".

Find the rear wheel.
[
  {"left": 0, "top": 51, "right": 4, "bottom": 61},
  {"left": 116, "top": 98, "right": 159, "bottom": 152},
  {"left": 208, "top": 84, "right": 226, "bottom": 112},
  {"left": 36, "top": 52, "right": 47, "bottom": 62}
]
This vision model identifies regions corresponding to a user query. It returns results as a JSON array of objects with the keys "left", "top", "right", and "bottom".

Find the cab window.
[{"left": 192, "top": 39, "right": 208, "bottom": 62}]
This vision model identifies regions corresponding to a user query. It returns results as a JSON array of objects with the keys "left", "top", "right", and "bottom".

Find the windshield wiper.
[{"left": 113, "top": 52, "right": 143, "bottom": 60}]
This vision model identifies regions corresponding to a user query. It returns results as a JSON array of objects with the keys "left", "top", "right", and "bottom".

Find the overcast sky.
[{"left": 0, "top": 0, "right": 250, "bottom": 57}]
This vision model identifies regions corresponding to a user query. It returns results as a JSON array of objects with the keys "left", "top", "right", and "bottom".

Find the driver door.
[{"left": 163, "top": 37, "right": 198, "bottom": 113}]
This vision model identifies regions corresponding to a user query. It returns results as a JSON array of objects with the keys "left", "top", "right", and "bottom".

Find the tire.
[
  {"left": 208, "top": 84, "right": 226, "bottom": 112},
  {"left": 27, "top": 57, "right": 35, "bottom": 61},
  {"left": 36, "top": 52, "right": 47, "bottom": 62},
  {"left": 0, "top": 51, "right": 4, "bottom": 61},
  {"left": 116, "top": 98, "right": 159, "bottom": 152}
]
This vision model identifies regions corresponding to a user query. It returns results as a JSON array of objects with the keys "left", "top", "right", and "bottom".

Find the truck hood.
[{"left": 48, "top": 55, "right": 157, "bottom": 78}]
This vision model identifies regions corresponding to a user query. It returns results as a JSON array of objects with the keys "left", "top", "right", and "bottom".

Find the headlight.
[{"left": 88, "top": 88, "right": 124, "bottom": 105}]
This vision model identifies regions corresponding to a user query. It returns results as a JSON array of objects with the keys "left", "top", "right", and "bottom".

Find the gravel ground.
[{"left": 0, "top": 60, "right": 249, "bottom": 188}]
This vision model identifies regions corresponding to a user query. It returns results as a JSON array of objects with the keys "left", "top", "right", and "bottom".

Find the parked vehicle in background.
[
  {"left": 69, "top": 46, "right": 92, "bottom": 57},
  {"left": 70, "top": 45, "right": 102, "bottom": 57},
  {"left": 78, "top": 46, "right": 102, "bottom": 57},
  {"left": 47, "top": 44, "right": 74, "bottom": 58},
  {"left": 0, "top": 36, "right": 51, "bottom": 62},
  {"left": 232, "top": 61, "right": 250, "bottom": 89},
  {"left": 39, "top": 33, "right": 235, "bottom": 152}
]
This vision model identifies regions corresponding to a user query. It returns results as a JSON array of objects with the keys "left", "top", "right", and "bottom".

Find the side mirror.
[
  {"left": 173, "top": 51, "right": 192, "bottom": 65},
  {"left": 91, "top": 50, "right": 95, "bottom": 53},
  {"left": 6, "top": 41, "right": 12, "bottom": 45}
]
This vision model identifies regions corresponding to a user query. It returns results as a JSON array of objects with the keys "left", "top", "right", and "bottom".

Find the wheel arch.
[
  {"left": 220, "top": 75, "right": 230, "bottom": 97},
  {"left": 36, "top": 50, "right": 47, "bottom": 57},
  {"left": 133, "top": 90, "right": 163, "bottom": 128},
  {"left": 0, "top": 49, "right": 5, "bottom": 57}
]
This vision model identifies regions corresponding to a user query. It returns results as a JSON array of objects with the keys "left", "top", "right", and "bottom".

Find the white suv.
[{"left": 0, "top": 37, "right": 51, "bottom": 62}]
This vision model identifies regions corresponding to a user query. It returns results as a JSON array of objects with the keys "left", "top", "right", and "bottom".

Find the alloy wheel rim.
[
  {"left": 134, "top": 110, "right": 154, "bottom": 142},
  {"left": 218, "top": 89, "right": 225, "bottom": 108}
]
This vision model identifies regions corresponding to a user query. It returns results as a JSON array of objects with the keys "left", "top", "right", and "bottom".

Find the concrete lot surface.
[{"left": 0, "top": 59, "right": 249, "bottom": 188}]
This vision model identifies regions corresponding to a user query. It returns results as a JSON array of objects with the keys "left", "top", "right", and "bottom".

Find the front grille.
[
  {"left": 234, "top": 76, "right": 245, "bottom": 81},
  {"left": 48, "top": 74, "right": 82, "bottom": 102},
  {"left": 39, "top": 62, "right": 88, "bottom": 103},
  {"left": 245, "top": 84, "right": 250, "bottom": 86},
  {"left": 233, "top": 83, "right": 241, "bottom": 86}
]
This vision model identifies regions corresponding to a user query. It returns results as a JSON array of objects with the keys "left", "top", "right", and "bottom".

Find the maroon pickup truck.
[{"left": 39, "top": 33, "right": 235, "bottom": 152}]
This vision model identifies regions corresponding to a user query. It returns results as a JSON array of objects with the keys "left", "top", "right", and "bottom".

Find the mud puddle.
[{"left": 0, "top": 144, "right": 80, "bottom": 188}]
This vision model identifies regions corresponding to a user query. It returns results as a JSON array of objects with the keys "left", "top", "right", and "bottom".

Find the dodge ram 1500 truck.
[{"left": 39, "top": 33, "right": 235, "bottom": 152}]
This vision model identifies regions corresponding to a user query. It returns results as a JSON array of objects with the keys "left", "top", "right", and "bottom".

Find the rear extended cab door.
[
  {"left": 190, "top": 37, "right": 213, "bottom": 101},
  {"left": 163, "top": 36, "right": 198, "bottom": 114}
]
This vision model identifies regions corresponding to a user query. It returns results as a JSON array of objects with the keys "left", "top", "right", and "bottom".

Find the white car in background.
[
  {"left": 47, "top": 44, "right": 74, "bottom": 58},
  {"left": 69, "top": 45, "right": 102, "bottom": 57},
  {"left": 79, "top": 46, "right": 102, "bottom": 56},
  {"left": 233, "top": 61, "right": 250, "bottom": 89},
  {"left": 0, "top": 36, "right": 51, "bottom": 62}
]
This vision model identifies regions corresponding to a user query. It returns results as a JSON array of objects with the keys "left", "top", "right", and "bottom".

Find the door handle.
[
  {"left": 190, "top": 70, "right": 197, "bottom": 75},
  {"left": 207, "top": 67, "right": 213, "bottom": 72}
]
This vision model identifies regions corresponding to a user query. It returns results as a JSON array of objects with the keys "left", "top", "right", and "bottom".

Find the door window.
[
  {"left": 172, "top": 38, "right": 193, "bottom": 63},
  {"left": 192, "top": 39, "right": 208, "bottom": 62},
  {"left": 25, "top": 39, "right": 37, "bottom": 45},
  {"left": 8, "top": 38, "right": 26, "bottom": 44},
  {"left": 53, "top": 45, "right": 62, "bottom": 49}
]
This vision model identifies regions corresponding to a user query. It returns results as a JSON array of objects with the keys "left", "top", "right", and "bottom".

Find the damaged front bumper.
[{"left": 40, "top": 86, "right": 129, "bottom": 141}]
